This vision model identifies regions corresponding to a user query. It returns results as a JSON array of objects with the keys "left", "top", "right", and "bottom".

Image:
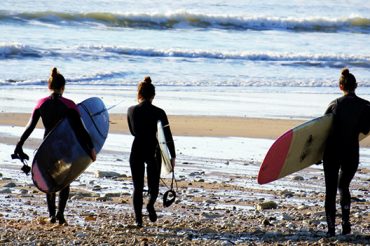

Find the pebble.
[
  {"left": 280, "top": 189, "right": 294, "bottom": 198},
  {"left": 256, "top": 201, "right": 278, "bottom": 210},
  {"left": 95, "top": 171, "right": 121, "bottom": 178},
  {"left": 292, "top": 175, "right": 304, "bottom": 181},
  {"left": 0, "top": 188, "right": 12, "bottom": 194},
  {"left": 2, "top": 182, "right": 16, "bottom": 188}
]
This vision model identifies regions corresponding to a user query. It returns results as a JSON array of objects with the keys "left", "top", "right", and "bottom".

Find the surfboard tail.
[{"left": 257, "top": 130, "right": 293, "bottom": 184}]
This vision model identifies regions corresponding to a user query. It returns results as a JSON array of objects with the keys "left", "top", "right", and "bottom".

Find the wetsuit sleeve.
[
  {"left": 324, "top": 100, "right": 336, "bottom": 115},
  {"left": 18, "top": 109, "right": 41, "bottom": 146},
  {"left": 160, "top": 111, "right": 176, "bottom": 158},
  {"left": 359, "top": 102, "right": 370, "bottom": 135},
  {"left": 67, "top": 109, "right": 94, "bottom": 151},
  {"left": 127, "top": 107, "right": 135, "bottom": 136}
]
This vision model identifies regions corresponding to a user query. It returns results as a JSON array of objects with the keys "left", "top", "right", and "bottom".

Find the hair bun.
[
  {"left": 341, "top": 68, "right": 350, "bottom": 77},
  {"left": 51, "top": 67, "right": 58, "bottom": 77},
  {"left": 144, "top": 76, "right": 152, "bottom": 84}
]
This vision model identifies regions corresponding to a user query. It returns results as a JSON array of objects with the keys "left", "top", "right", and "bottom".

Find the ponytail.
[{"left": 48, "top": 67, "right": 65, "bottom": 91}]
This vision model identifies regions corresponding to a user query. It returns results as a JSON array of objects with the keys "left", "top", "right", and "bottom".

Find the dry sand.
[
  {"left": 1, "top": 113, "right": 303, "bottom": 139},
  {"left": 3, "top": 112, "right": 370, "bottom": 146}
]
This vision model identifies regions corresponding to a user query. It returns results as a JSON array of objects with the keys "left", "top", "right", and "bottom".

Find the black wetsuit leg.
[
  {"left": 323, "top": 160, "right": 340, "bottom": 225},
  {"left": 338, "top": 159, "right": 358, "bottom": 223},
  {"left": 58, "top": 185, "right": 70, "bottom": 215},
  {"left": 146, "top": 151, "right": 161, "bottom": 206},
  {"left": 130, "top": 155, "right": 145, "bottom": 219},
  {"left": 46, "top": 193, "right": 56, "bottom": 217},
  {"left": 324, "top": 156, "right": 358, "bottom": 224},
  {"left": 46, "top": 185, "right": 70, "bottom": 217}
]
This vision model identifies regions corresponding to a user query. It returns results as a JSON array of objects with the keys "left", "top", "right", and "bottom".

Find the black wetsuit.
[
  {"left": 18, "top": 93, "right": 94, "bottom": 218},
  {"left": 323, "top": 92, "right": 370, "bottom": 225},
  {"left": 127, "top": 100, "right": 176, "bottom": 219}
]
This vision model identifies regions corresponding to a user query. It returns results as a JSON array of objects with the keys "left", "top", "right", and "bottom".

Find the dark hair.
[
  {"left": 339, "top": 68, "right": 357, "bottom": 92},
  {"left": 48, "top": 67, "right": 65, "bottom": 91},
  {"left": 137, "top": 76, "right": 155, "bottom": 101}
]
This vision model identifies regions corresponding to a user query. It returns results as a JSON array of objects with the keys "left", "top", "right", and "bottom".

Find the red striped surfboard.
[{"left": 257, "top": 114, "right": 333, "bottom": 184}]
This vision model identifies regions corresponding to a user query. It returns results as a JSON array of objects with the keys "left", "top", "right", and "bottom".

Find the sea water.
[{"left": 1, "top": 1, "right": 370, "bottom": 118}]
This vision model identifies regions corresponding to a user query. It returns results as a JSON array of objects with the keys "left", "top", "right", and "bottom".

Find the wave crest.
[
  {"left": 1, "top": 11, "right": 370, "bottom": 32},
  {"left": 2, "top": 43, "right": 370, "bottom": 69}
]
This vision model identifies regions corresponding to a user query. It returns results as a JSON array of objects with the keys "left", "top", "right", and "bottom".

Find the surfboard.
[
  {"left": 257, "top": 114, "right": 333, "bottom": 185},
  {"left": 157, "top": 120, "right": 173, "bottom": 176},
  {"left": 32, "top": 97, "right": 109, "bottom": 193}
]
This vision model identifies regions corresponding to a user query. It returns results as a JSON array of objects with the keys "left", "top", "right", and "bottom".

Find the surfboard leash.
[
  {"left": 91, "top": 98, "right": 126, "bottom": 117},
  {"left": 11, "top": 153, "right": 31, "bottom": 175},
  {"left": 161, "top": 170, "right": 178, "bottom": 207}
]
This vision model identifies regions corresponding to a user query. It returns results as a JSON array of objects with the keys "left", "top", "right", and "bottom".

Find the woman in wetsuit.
[
  {"left": 127, "top": 76, "right": 176, "bottom": 227},
  {"left": 323, "top": 68, "right": 370, "bottom": 236},
  {"left": 13, "top": 67, "right": 96, "bottom": 225}
]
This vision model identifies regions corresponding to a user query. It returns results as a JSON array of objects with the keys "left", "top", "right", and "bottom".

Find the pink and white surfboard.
[{"left": 257, "top": 114, "right": 333, "bottom": 184}]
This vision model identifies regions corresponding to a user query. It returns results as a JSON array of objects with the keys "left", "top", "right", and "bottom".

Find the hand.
[
  {"left": 90, "top": 148, "right": 97, "bottom": 162},
  {"left": 13, "top": 143, "right": 29, "bottom": 161},
  {"left": 170, "top": 158, "right": 176, "bottom": 169}
]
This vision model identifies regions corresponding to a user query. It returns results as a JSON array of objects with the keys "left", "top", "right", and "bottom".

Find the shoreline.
[{"left": 3, "top": 113, "right": 370, "bottom": 147}]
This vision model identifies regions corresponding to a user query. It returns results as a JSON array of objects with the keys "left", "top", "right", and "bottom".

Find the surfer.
[
  {"left": 323, "top": 68, "right": 370, "bottom": 236},
  {"left": 127, "top": 76, "right": 176, "bottom": 228},
  {"left": 13, "top": 67, "right": 96, "bottom": 225}
]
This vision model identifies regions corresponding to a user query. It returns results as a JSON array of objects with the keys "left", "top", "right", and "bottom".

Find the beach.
[
  {"left": 1, "top": 111, "right": 370, "bottom": 245},
  {"left": 2, "top": 0, "right": 370, "bottom": 244}
]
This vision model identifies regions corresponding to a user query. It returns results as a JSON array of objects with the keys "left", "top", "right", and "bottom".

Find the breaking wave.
[
  {"left": 1, "top": 10, "right": 370, "bottom": 32},
  {"left": 2, "top": 43, "right": 370, "bottom": 69}
]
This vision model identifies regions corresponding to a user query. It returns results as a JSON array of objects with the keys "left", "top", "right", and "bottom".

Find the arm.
[
  {"left": 325, "top": 100, "right": 336, "bottom": 115},
  {"left": 14, "top": 109, "right": 41, "bottom": 160},
  {"left": 160, "top": 111, "right": 176, "bottom": 159},
  {"left": 18, "top": 110, "right": 40, "bottom": 146},
  {"left": 127, "top": 107, "right": 135, "bottom": 136},
  {"left": 360, "top": 103, "right": 370, "bottom": 135}
]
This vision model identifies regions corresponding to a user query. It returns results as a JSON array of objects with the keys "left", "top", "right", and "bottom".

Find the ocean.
[{"left": 1, "top": 0, "right": 370, "bottom": 118}]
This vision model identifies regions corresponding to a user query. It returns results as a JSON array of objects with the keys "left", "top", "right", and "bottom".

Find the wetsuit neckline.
[
  {"left": 344, "top": 92, "right": 356, "bottom": 97},
  {"left": 51, "top": 92, "right": 62, "bottom": 99},
  {"left": 140, "top": 100, "right": 152, "bottom": 105}
]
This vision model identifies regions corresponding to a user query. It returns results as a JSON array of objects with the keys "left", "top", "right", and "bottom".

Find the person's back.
[
  {"left": 326, "top": 93, "right": 370, "bottom": 158},
  {"left": 36, "top": 93, "right": 78, "bottom": 136},
  {"left": 128, "top": 101, "right": 166, "bottom": 157}
]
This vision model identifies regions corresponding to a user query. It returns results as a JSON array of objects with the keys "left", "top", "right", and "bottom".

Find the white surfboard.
[{"left": 157, "top": 120, "right": 173, "bottom": 176}]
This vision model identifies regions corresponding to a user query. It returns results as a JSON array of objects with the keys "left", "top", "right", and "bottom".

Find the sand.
[
  {"left": 1, "top": 113, "right": 370, "bottom": 245},
  {"left": 3, "top": 112, "right": 370, "bottom": 147},
  {"left": 0, "top": 112, "right": 302, "bottom": 139}
]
